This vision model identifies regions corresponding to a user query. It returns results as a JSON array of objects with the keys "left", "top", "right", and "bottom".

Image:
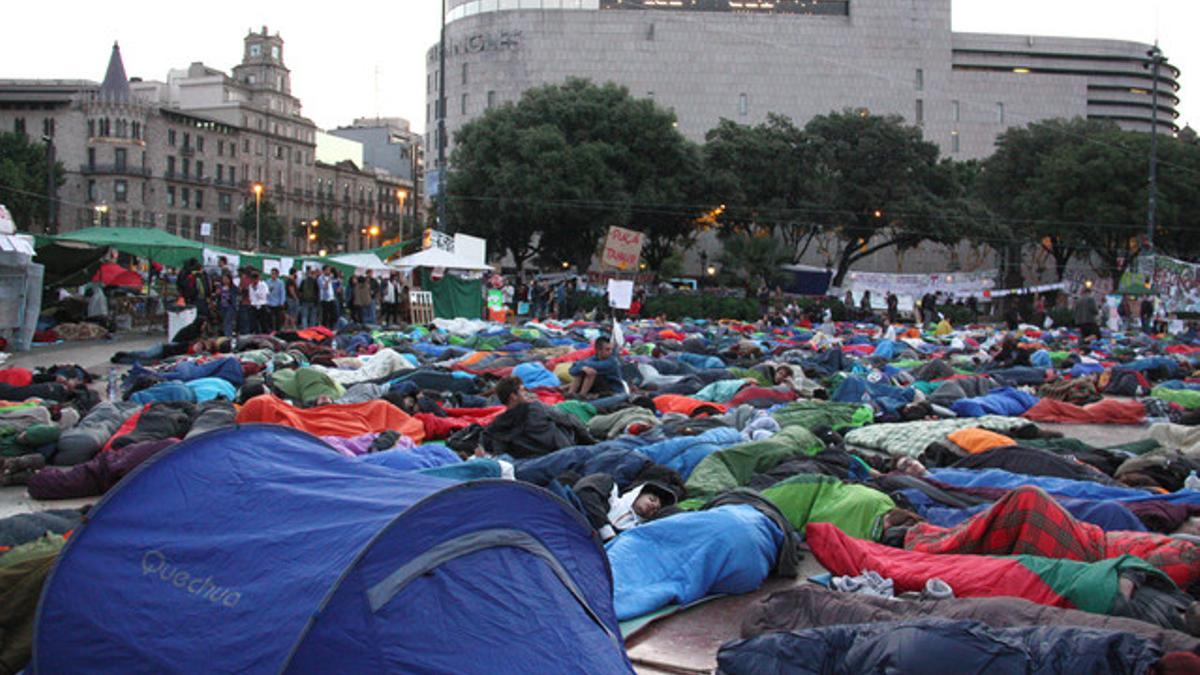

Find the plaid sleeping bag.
[{"left": 905, "top": 486, "right": 1200, "bottom": 588}]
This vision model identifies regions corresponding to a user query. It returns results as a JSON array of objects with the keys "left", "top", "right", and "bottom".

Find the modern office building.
[
  {"left": 0, "top": 29, "right": 414, "bottom": 253},
  {"left": 426, "top": 0, "right": 1179, "bottom": 166},
  {"left": 424, "top": 0, "right": 1180, "bottom": 276}
]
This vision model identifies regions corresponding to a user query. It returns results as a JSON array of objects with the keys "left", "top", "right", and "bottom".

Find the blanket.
[
  {"left": 770, "top": 401, "right": 873, "bottom": 433},
  {"left": 844, "top": 416, "right": 1034, "bottom": 458},
  {"left": 949, "top": 387, "right": 1039, "bottom": 418}
]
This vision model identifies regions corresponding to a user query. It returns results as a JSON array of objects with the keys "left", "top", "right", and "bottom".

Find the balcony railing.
[{"left": 80, "top": 163, "right": 151, "bottom": 177}]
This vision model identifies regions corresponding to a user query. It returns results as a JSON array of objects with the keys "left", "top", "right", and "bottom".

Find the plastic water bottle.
[
  {"left": 107, "top": 368, "right": 118, "bottom": 402},
  {"left": 1186, "top": 471, "right": 1200, "bottom": 492}
]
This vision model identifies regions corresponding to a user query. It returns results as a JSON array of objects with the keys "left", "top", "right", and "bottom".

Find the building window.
[
  {"left": 42, "top": 118, "right": 55, "bottom": 137},
  {"left": 487, "top": 91, "right": 497, "bottom": 109},
  {"left": 230, "top": 166, "right": 236, "bottom": 183},
  {"left": 915, "top": 99, "right": 924, "bottom": 125},
  {"left": 953, "top": 100, "right": 961, "bottom": 123},
  {"left": 218, "top": 140, "right": 224, "bottom": 156},
  {"left": 426, "top": 103, "right": 431, "bottom": 123},
  {"left": 217, "top": 165, "right": 225, "bottom": 182},
  {"left": 461, "top": 94, "right": 468, "bottom": 115},
  {"left": 132, "top": 122, "right": 140, "bottom": 139},
  {"left": 462, "top": 62, "right": 469, "bottom": 85},
  {"left": 167, "top": 156, "right": 176, "bottom": 176},
  {"left": 195, "top": 190, "right": 204, "bottom": 210},
  {"left": 197, "top": 136, "right": 205, "bottom": 153},
  {"left": 249, "top": 44, "right": 261, "bottom": 57},
  {"left": 166, "top": 214, "right": 177, "bottom": 235},
  {"left": 196, "top": 161, "right": 204, "bottom": 179},
  {"left": 219, "top": 193, "right": 232, "bottom": 213},
  {"left": 427, "top": 73, "right": 432, "bottom": 94},
  {"left": 951, "top": 131, "right": 960, "bottom": 154},
  {"left": 183, "top": 133, "right": 191, "bottom": 150},
  {"left": 272, "top": 45, "right": 280, "bottom": 60},
  {"left": 915, "top": 69, "right": 924, "bottom": 91},
  {"left": 13, "top": 118, "right": 25, "bottom": 134},
  {"left": 87, "top": 119, "right": 95, "bottom": 137},
  {"left": 114, "top": 148, "right": 126, "bottom": 171},
  {"left": 243, "top": 139, "right": 250, "bottom": 153},
  {"left": 738, "top": 93, "right": 748, "bottom": 116},
  {"left": 87, "top": 180, "right": 96, "bottom": 202},
  {"left": 87, "top": 148, "right": 96, "bottom": 170},
  {"left": 181, "top": 187, "right": 190, "bottom": 208},
  {"left": 169, "top": 129, "right": 176, "bottom": 146},
  {"left": 115, "top": 180, "right": 127, "bottom": 202},
  {"left": 167, "top": 186, "right": 175, "bottom": 207},
  {"left": 996, "top": 102, "right": 1005, "bottom": 124},
  {"left": 182, "top": 158, "right": 191, "bottom": 178}
]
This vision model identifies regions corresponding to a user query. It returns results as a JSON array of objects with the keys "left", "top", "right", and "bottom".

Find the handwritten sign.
[{"left": 601, "top": 226, "right": 644, "bottom": 270}]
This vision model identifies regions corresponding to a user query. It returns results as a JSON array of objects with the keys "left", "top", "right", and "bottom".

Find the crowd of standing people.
[{"left": 174, "top": 256, "right": 411, "bottom": 338}]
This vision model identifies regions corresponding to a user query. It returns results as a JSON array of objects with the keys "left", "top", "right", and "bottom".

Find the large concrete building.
[
  {"left": 0, "top": 29, "right": 416, "bottom": 254},
  {"left": 424, "top": 0, "right": 1180, "bottom": 274}
]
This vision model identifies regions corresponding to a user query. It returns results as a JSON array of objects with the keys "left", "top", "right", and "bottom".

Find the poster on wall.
[{"left": 1154, "top": 255, "right": 1200, "bottom": 315}]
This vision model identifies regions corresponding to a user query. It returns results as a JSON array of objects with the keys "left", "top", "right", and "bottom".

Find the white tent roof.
[
  {"left": 390, "top": 247, "right": 493, "bottom": 271},
  {"left": 328, "top": 252, "right": 393, "bottom": 272}
]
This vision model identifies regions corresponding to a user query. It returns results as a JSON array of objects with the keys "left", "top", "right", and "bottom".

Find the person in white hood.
[{"left": 572, "top": 474, "right": 678, "bottom": 541}]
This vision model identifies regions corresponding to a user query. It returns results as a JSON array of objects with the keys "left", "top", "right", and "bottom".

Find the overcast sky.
[{"left": 6, "top": 1, "right": 1194, "bottom": 133}]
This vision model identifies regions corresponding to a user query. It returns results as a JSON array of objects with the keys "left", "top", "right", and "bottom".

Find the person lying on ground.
[
  {"left": 571, "top": 472, "right": 678, "bottom": 541},
  {"left": 483, "top": 376, "right": 595, "bottom": 459},
  {"left": 566, "top": 336, "right": 625, "bottom": 398}
]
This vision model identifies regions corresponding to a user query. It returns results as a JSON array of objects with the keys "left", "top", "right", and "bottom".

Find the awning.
[{"left": 391, "top": 248, "right": 493, "bottom": 272}]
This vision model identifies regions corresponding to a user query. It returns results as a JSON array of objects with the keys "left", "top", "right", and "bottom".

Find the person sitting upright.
[{"left": 567, "top": 336, "right": 625, "bottom": 398}]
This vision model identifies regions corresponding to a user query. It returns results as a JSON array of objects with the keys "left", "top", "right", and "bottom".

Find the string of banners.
[{"left": 948, "top": 282, "right": 1067, "bottom": 300}]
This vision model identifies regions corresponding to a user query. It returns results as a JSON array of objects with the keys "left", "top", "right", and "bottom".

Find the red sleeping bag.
[{"left": 1023, "top": 398, "right": 1146, "bottom": 425}]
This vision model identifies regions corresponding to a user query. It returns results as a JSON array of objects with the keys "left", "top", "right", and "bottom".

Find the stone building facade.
[
  {"left": 423, "top": 0, "right": 1180, "bottom": 275},
  {"left": 0, "top": 29, "right": 414, "bottom": 255}
]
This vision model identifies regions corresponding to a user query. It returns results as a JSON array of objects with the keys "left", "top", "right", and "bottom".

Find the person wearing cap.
[{"left": 572, "top": 473, "right": 678, "bottom": 541}]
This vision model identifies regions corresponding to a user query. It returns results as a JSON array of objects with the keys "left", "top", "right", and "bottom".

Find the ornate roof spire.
[{"left": 99, "top": 41, "right": 131, "bottom": 103}]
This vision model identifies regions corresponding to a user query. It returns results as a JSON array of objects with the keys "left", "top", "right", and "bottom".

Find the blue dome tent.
[{"left": 33, "top": 425, "right": 632, "bottom": 674}]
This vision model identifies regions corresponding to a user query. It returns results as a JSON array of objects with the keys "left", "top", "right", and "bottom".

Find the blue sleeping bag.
[
  {"left": 950, "top": 387, "right": 1039, "bottom": 418},
  {"left": 677, "top": 352, "right": 725, "bottom": 370},
  {"left": 185, "top": 377, "right": 238, "bottom": 402},
  {"left": 512, "top": 362, "right": 561, "bottom": 390},
  {"left": 357, "top": 444, "right": 461, "bottom": 472},
  {"left": 986, "top": 366, "right": 1048, "bottom": 386},
  {"left": 606, "top": 504, "right": 783, "bottom": 620},
  {"left": 514, "top": 438, "right": 651, "bottom": 488},
  {"left": 832, "top": 378, "right": 914, "bottom": 414},
  {"left": 636, "top": 428, "right": 743, "bottom": 480},
  {"left": 419, "top": 458, "right": 502, "bottom": 481},
  {"left": 930, "top": 468, "right": 1200, "bottom": 505},
  {"left": 161, "top": 357, "right": 244, "bottom": 387},
  {"left": 130, "top": 381, "right": 194, "bottom": 405}
]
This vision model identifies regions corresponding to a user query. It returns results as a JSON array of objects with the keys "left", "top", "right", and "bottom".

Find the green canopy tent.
[{"left": 36, "top": 227, "right": 204, "bottom": 269}]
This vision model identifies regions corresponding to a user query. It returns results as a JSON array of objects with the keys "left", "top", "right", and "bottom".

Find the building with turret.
[{"left": 0, "top": 29, "right": 415, "bottom": 254}]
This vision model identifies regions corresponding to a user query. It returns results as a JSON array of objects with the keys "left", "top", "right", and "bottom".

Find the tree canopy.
[
  {"left": 446, "top": 79, "right": 709, "bottom": 271},
  {"left": 0, "top": 132, "right": 64, "bottom": 232}
]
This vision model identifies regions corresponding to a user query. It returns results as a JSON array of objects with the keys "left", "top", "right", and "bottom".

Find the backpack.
[{"left": 446, "top": 424, "right": 485, "bottom": 457}]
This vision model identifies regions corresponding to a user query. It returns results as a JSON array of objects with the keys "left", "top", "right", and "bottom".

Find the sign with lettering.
[
  {"left": 601, "top": 226, "right": 644, "bottom": 270},
  {"left": 428, "top": 31, "right": 522, "bottom": 62}
]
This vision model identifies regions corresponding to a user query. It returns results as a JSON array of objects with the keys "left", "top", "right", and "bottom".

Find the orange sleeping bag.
[{"left": 236, "top": 394, "right": 426, "bottom": 443}]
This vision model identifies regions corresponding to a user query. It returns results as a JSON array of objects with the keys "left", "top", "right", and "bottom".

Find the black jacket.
[{"left": 481, "top": 402, "right": 595, "bottom": 459}]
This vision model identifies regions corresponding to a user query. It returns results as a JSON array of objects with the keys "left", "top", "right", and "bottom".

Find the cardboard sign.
[
  {"left": 200, "top": 221, "right": 213, "bottom": 237},
  {"left": 601, "top": 226, "right": 644, "bottom": 270},
  {"left": 607, "top": 279, "right": 634, "bottom": 310}
]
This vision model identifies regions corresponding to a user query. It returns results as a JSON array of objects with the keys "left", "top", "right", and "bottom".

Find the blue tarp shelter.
[{"left": 33, "top": 425, "right": 632, "bottom": 674}]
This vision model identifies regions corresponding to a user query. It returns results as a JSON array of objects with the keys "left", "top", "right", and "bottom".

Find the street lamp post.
[
  {"left": 93, "top": 203, "right": 109, "bottom": 227},
  {"left": 252, "top": 182, "right": 264, "bottom": 252},
  {"left": 1146, "top": 45, "right": 1166, "bottom": 252}
]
